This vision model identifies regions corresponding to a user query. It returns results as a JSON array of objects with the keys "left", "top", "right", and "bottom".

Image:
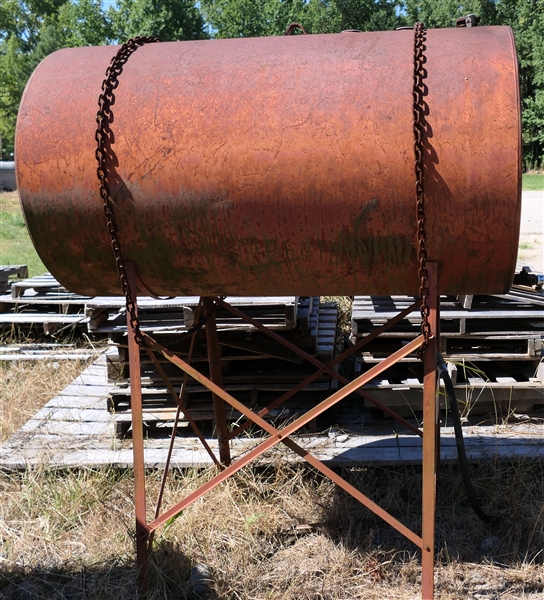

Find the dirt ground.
[{"left": 518, "top": 190, "right": 544, "bottom": 272}]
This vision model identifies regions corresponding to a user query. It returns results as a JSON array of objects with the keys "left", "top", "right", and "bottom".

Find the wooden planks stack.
[
  {"left": 0, "top": 272, "right": 91, "bottom": 335},
  {"left": 0, "top": 265, "right": 28, "bottom": 294},
  {"left": 351, "top": 283, "right": 544, "bottom": 417},
  {"left": 107, "top": 296, "right": 339, "bottom": 437}
]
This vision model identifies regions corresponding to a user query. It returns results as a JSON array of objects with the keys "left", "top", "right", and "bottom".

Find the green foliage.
[
  {"left": 404, "top": 0, "right": 498, "bottom": 28},
  {"left": 200, "top": 0, "right": 306, "bottom": 38},
  {"left": 109, "top": 0, "right": 206, "bottom": 42},
  {"left": 200, "top": 0, "right": 403, "bottom": 37},
  {"left": 57, "top": 0, "right": 113, "bottom": 47},
  {"left": 304, "top": 0, "right": 403, "bottom": 33}
]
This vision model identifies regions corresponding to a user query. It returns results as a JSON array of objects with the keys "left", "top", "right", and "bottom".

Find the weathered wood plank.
[
  {"left": 19, "top": 419, "right": 111, "bottom": 435},
  {"left": 46, "top": 395, "right": 107, "bottom": 409},
  {"left": 32, "top": 407, "right": 113, "bottom": 422}
]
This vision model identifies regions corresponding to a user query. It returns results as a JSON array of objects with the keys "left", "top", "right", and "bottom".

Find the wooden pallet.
[
  {"left": 0, "top": 273, "right": 92, "bottom": 334},
  {"left": 0, "top": 265, "right": 28, "bottom": 294},
  {"left": 354, "top": 335, "right": 543, "bottom": 362},
  {"left": 0, "top": 344, "right": 98, "bottom": 361},
  {"left": 351, "top": 294, "right": 544, "bottom": 339},
  {"left": 354, "top": 357, "right": 544, "bottom": 417},
  {"left": 351, "top": 293, "right": 544, "bottom": 365},
  {"left": 88, "top": 295, "right": 299, "bottom": 333},
  {"left": 10, "top": 273, "right": 70, "bottom": 298},
  {"left": 108, "top": 298, "right": 339, "bottom": 436}
]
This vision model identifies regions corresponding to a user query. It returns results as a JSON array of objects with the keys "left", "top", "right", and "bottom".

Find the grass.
[
  {"left": 0, "top": 191, "right": 46, "bottom": 277},
  {"left": 522, "top": 173, "right": 544, "bottom": 191},
  {"left": 1, "top": 362, "right": 544, "bottom": 598},
  {"left": 0, "top": 359, "right": 91, "bottom": 441}
]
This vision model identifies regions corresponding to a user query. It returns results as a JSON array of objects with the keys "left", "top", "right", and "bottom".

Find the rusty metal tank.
[{"left": 15, "top": 27, "right": 521, "bottom": 297}]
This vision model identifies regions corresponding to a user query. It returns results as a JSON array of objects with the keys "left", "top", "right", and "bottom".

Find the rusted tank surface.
[{"left": 15, "top": 27, "right": 521, "bottom": 297}]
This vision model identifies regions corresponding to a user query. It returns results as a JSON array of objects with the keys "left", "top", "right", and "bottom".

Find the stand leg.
[
  {"left": 204, "top": 297, "right": 231, "bottom": 465},
  {"left": 126, "top": 263, "right": 149, "bottom": 595},
  {"left": 422, "top": 262, "right": 439, "bottom": 600}
]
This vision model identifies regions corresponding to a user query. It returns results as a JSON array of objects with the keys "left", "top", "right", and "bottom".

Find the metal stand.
[
  {"left": 125, "top": 263, "right": 440, "bottom": 600},
  {"left": 125, "top": 264, "right": 148, "bottom": 593}
]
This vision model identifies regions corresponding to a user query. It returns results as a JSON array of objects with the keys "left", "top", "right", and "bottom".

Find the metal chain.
[
  {"left": 95, "top": 37, "right": 160, "bottom": 345},
  {"left": 412, "top": 22, "right": 431, "bottom": 358}
]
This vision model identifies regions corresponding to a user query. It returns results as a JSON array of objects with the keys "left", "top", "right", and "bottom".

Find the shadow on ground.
[{"left": 0, "top": 541, "right": 217, "bottom": 600}]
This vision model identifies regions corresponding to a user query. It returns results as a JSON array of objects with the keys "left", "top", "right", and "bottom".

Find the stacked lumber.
[
  {"left": 351, "top": 284, "right": 544, "bottom": 417},
  {"left": 0, "top": 272, "right": 90, "bottom": 335},
  {"left": 108, "top": 296, "right": 339, "bottom": 437},
  {"left": 0, "top": 265, "right": 28, "bottom": 294}
]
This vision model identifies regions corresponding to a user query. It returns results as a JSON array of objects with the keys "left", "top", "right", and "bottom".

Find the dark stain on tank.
[{"left": 354, "top": 197, "right": 379, "bottom": 228}]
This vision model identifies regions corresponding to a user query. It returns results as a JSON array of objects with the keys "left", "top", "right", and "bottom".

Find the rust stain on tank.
[{"left": 15, "top": 27, "right": 521, "bottom": 296}]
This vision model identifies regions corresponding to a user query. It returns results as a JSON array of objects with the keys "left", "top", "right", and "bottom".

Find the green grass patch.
[
  {"left": 0, "top": 209, "right": 46, "bottom": 277},
  {"left": 522, "top": 173, "right": 544, "bottom": 191}
]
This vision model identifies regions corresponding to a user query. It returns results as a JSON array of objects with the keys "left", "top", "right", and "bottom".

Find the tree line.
[{"left": 1, "top": 0, "right": 543, "bottom": 167}]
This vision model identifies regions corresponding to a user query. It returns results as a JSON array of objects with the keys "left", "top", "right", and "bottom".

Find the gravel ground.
[
  {"left": 521, "top": 190, "right": 544, "bottom": 233},
  {"left": 518, "top": 190, "right": 544, "bottom": 271}
]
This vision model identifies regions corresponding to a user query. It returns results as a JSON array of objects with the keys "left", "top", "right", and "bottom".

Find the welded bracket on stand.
[{"left": 125, "top": 263, "right": 440, "bottom": 600}]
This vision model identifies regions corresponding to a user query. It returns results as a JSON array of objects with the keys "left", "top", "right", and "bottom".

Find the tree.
[
  {"left": 403, "top": 0, "right": 498, "bottom": 28},
  {"left": 57, "top": 0, "right": 113, "bottom": 47},
  {"left": 304, "top": 0, "right": 403, "bottom": 33},
  {"left": 200, "top": 0, "right": 306, "bottom": 38},
  {"left": 109, "top": 0, "right": 207, "bottom": 42},
  {"left": 0, "top": 0, "right": 67, "bottom": 49},
  {"left": 200, "top": 0, "right": 402, "bottom": 37}
]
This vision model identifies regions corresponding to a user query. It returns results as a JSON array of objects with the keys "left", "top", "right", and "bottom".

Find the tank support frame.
[{"left": 125, "top": 262, "right": 440, "bottom": 599}]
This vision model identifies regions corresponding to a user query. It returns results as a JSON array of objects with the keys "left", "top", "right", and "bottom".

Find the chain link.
[
  {"left": 412, "top": 22, "right": 431, "bottom": 359},
  {"left": 95, "top": 37, "right": 160, "bottom": 345}
]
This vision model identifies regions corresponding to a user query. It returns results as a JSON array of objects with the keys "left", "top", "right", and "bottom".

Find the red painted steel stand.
[
  {"left": 125, "top": 263, "right": 149, "bottom": 593},
  {"left": 422, "top": 262, "right": 439, "bottom": 600},
  {"left": 126, "top": 263, "right": 441, "bottom": 599},
  {"left": 203, "top": 297, "right": 231, "bottom": 465}
]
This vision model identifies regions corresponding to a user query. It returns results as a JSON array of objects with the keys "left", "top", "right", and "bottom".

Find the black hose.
[{"left": 437, "top": 355, "right": 494, "bottom": 523}]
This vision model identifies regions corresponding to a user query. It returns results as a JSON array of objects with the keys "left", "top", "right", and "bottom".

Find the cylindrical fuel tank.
[{"left": 15, "top": 27, "right": 521, "bottom": 297}]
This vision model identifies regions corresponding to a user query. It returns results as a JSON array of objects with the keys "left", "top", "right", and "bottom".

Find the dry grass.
[
  {"left": 2, "top": 362, "right": 544, "bottom": 599},
  {"left": 321, "top": 296, "right": 353, "bottom": 335},
  {"left": 0, "top": 359, "right": 91, "bottom": 442}
]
